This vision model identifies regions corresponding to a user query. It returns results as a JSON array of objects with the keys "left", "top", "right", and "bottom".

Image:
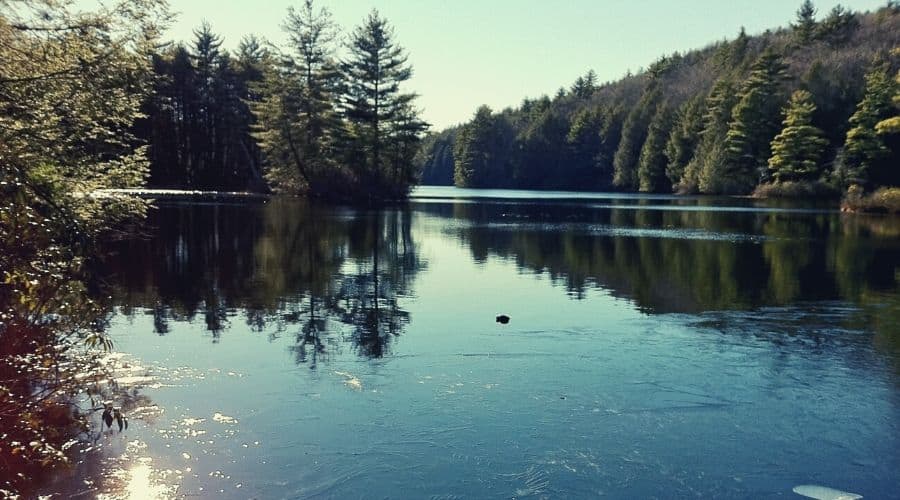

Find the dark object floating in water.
[
  {"left": 100, "top": 403, "right": 128, "bottom": 432},
  {"left": 114, "top": 408, "right": 128, "bottom": 431},
  {"left": 496, "top": 315, "right": 510, "bottom": 324},
  {"left": 101, "top": 405, "right": 114, "bottom": 429}
]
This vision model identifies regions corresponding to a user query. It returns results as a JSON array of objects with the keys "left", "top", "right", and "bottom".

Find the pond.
[{"left": 49, "top": 187, "right": 900, "bottom": 498}]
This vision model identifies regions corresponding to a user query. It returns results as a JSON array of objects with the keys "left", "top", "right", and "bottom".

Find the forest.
[
  {"left": 0, "top": 0, "right": 423, "bottom": 493},
  {"left": 417, "top": 1, "right": 900, "bottom": 208},
  {"left": 2, "top": 0, "right": 900, "bottom": 495},
  {"left": 139, "top": 1, "right": 427, "bottom": 202}
]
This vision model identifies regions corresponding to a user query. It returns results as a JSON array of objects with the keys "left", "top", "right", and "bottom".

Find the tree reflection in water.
[
  {"left": 101, "top": 197, "right": 899, "bottom": 370},
  {"left": 103, "top": 199, "right": 423, "bottom": 365}
]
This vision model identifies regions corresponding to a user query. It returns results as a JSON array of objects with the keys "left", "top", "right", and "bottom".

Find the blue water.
[{"left": 57, "top": 189, "right": 900, "bottom": 498}]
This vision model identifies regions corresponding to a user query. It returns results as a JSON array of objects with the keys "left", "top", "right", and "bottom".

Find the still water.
[{"left": 67, "top": 188, "right": 900, "bottom": 498}]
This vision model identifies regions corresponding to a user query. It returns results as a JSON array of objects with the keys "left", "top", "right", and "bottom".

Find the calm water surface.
[{"left": 63, "top": 188, "right": 900, "bottom": 498}]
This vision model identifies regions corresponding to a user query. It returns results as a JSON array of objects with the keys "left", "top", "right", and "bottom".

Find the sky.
[{"left": 80, "top": 0, "right": 889, "bottom": 129}]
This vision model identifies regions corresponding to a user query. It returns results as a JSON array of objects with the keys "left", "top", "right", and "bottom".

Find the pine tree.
[
  {"left": 595, "top": 104, "right": 626, "bottom": 188},
  {"left": 839, "top": 63, "right": 897, "bottom": 188},
  {"left": 638, "top": 103, "right": 673, "bottom": 192},
  {"left": 454, "top": 106, "right": 496, "bottom": 187},
  {"left": 794, "top": 0, "right": 818, "bottom": 44},
  {"left": 284, "top": 0, "right": 343, "bottom": 172},
  {"left": 721, "top": 50, "right": 788, "bottom": 193},
  {"left": 874, "top": 69, "right": 900, "bottom": 135},
  {"left": 570, "top": 70, "right": 597, "bottom": 99},
  {"left": 191, "top": 23, "right": 224, "bottom": 185},
  {"left": 692, "top": 78, "right": 739, "bottom": 193},
  {"left": 768, "top": 90, "right": 828, "bottom": 182},
  {"left": 817, "top": 5, "right": 857, "bottom": 46},
  {"left": 233, "top": 36, "right": 268, "bottom": 190},
  {"left": 665, "top": 96, "right": 704, "bottom": 187},
  {"left": 341, "top": 9, "right": 427, "bottom": 197},
  {"left": 566, "top": 107, "right": 604, "bottom": 186},
  {"left": 613, "top": 84, "right": 661, "bottom": 190},
  {"left": 254, "top": 0, "right": 344, "bottom": 194}
]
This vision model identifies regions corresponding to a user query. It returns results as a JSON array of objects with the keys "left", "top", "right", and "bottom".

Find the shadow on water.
[{"left": 102, "top": 198, "right": 424, "bottom": 364}]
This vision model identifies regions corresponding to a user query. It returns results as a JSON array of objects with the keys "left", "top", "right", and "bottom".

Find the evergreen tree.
[
  {"left": 285, "top": 0, "right": 343, "bottom": 175},
  {"left": 665, "top": 96, "right": 704, "bottom": 187},
  {"left": 513, "top": 105, "right": 570, "bottom": 188},
  {"left": 455, "top": 106, "right": 498, "bottom": 187},
  {"left": 254, "top": 0, "right": 344, "bottom": 195},
  {"left": 638, "top": 103, "right": 673, "bottom": 192},
  {"left": 720, "top": 50, "right": 789, "bottom": 193},
  {"left": 567, "top": 107, "right": 604, "bottom": 186},
  {"left": 768, "top": 90, "right": 828, "bottom": 182},
  {"left": 595, "top": 104, "right": 626, "bottom": 189},
  {"left": 571, "top": 69, "right": 597, "bottom": 99},
  {"left": 613, "top": 84, "right": 661, "bottom": 189},
  {"left": 817, "top": 5, "right": 858, "bottom": 46},
  {"left": 693, "top": 78, "right": 739, "bottom": 193},
  {"left": 874, "top": 69, "right": 900, "bottom": 135},
  {"left": 190, "top": 23, "right": 224, "bottom": 186},
  {"left": 341, "top": 9, "right": 427, "bottom": 197},
  {"left": 233, "top": 36, "right": 269, "bottom": 190},
  {"left": 839, "top": 63, "right": 897, "bottom": 188},
  {"left": 794, "top": 0, "right": 818, "bottom": 44}
]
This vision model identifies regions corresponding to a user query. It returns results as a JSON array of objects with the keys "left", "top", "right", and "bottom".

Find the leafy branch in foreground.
[{"left": 1, "top": 0, "right": 170, "bottom": 494}]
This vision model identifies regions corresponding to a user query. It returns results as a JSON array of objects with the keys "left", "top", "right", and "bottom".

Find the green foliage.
[
  {"left": 694, "top": 78, "right": 740, "bottom": 193},
  {"left": 421, "top": 6, "right": 898, "bottom": 197},
  {"left": 252, "top": 4, "right": 427, "bottom": 201},
  {"left": 665, "top": 96, "right": 704, "bottom": 187},
  {"left": 638, "top": 103, "right": 674, "bottom": 192},
  {"left": 875, "top": 69, "right": 900, "bottom": 135},
  {"left": 0, "top": 0, "right": 169, "bottom": 234},
  {"left": 340, "top": 9, "right": 428, "bottom": 199},
  {"left": 455, "top": 106, "right": 499, "bottom": 187},
  {"left": 817, "top": 4, "right": 858, "bottom": 46},
  {"left": 0, "top": 1, "right": 170, "bottom": 493},
  {"left": 838, "top": 63, "right": 898, "bottom": 188},
  {"left": 794, "top": 0, "right": 818, "bottom": 44},
  {"left": 141, "top": 25, "right": 267, "bottom": 191},
  {"left": 613, "top": 85, "right": 661, "bottom": 190},
  {"left": 570, "top": 69, "right": 598, "bottom": 99},
  {"left": 720, "top": 50, "right": 789, "bottom": 193},
  {"left": 768, "top": 90, "right": 829, "bottom": 182},
  {"left": 566, "top": 106, "right": 605, "bottom": 186},
  {"left": 254, "top": 0, "right": 344, "bottom": 195},
  {"left": 513, "top": 105, "right": 571, "bottom": 188}
]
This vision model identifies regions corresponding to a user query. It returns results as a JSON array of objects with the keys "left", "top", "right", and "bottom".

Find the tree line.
[
  {"left": 139, "top": 0, "right": 427, "bottom": 201},
  {"left": 418, "top": 1, "right": 900, "bottom": 201}
]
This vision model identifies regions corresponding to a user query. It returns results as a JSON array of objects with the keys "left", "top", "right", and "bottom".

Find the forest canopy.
[
  {"left": 139, "top": 0, "right": 427, "bottom": 202},
  {"left": 417, "top": 2, "right": 900, "bottom": 200}
]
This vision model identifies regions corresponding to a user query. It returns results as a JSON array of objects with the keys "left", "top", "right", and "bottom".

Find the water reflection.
[
  {"left": 104, "top": 199, "right": 423, "bottom": 363},
  {"left": 99, "top": 197, "right": 900, "bottom": 371},
  {"left": 431, "top": 201, "right": 900, "bottom": 313},
  {"left": 84, "top": 195, "right": 900, "bottom": 498}
]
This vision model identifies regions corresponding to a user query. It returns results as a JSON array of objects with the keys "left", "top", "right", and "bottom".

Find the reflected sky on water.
[{"left": 49, "top": 188, "right": 900, "bottom": 498}]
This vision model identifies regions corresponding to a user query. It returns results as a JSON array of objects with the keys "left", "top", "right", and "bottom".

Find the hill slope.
[{"left": 415, "top": 3, "right": 900, "bottom": 196}]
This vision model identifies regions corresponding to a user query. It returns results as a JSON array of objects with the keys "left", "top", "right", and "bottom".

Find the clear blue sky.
[{"left": 82, "top": 0, "right": 889, "bottom": 129}]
